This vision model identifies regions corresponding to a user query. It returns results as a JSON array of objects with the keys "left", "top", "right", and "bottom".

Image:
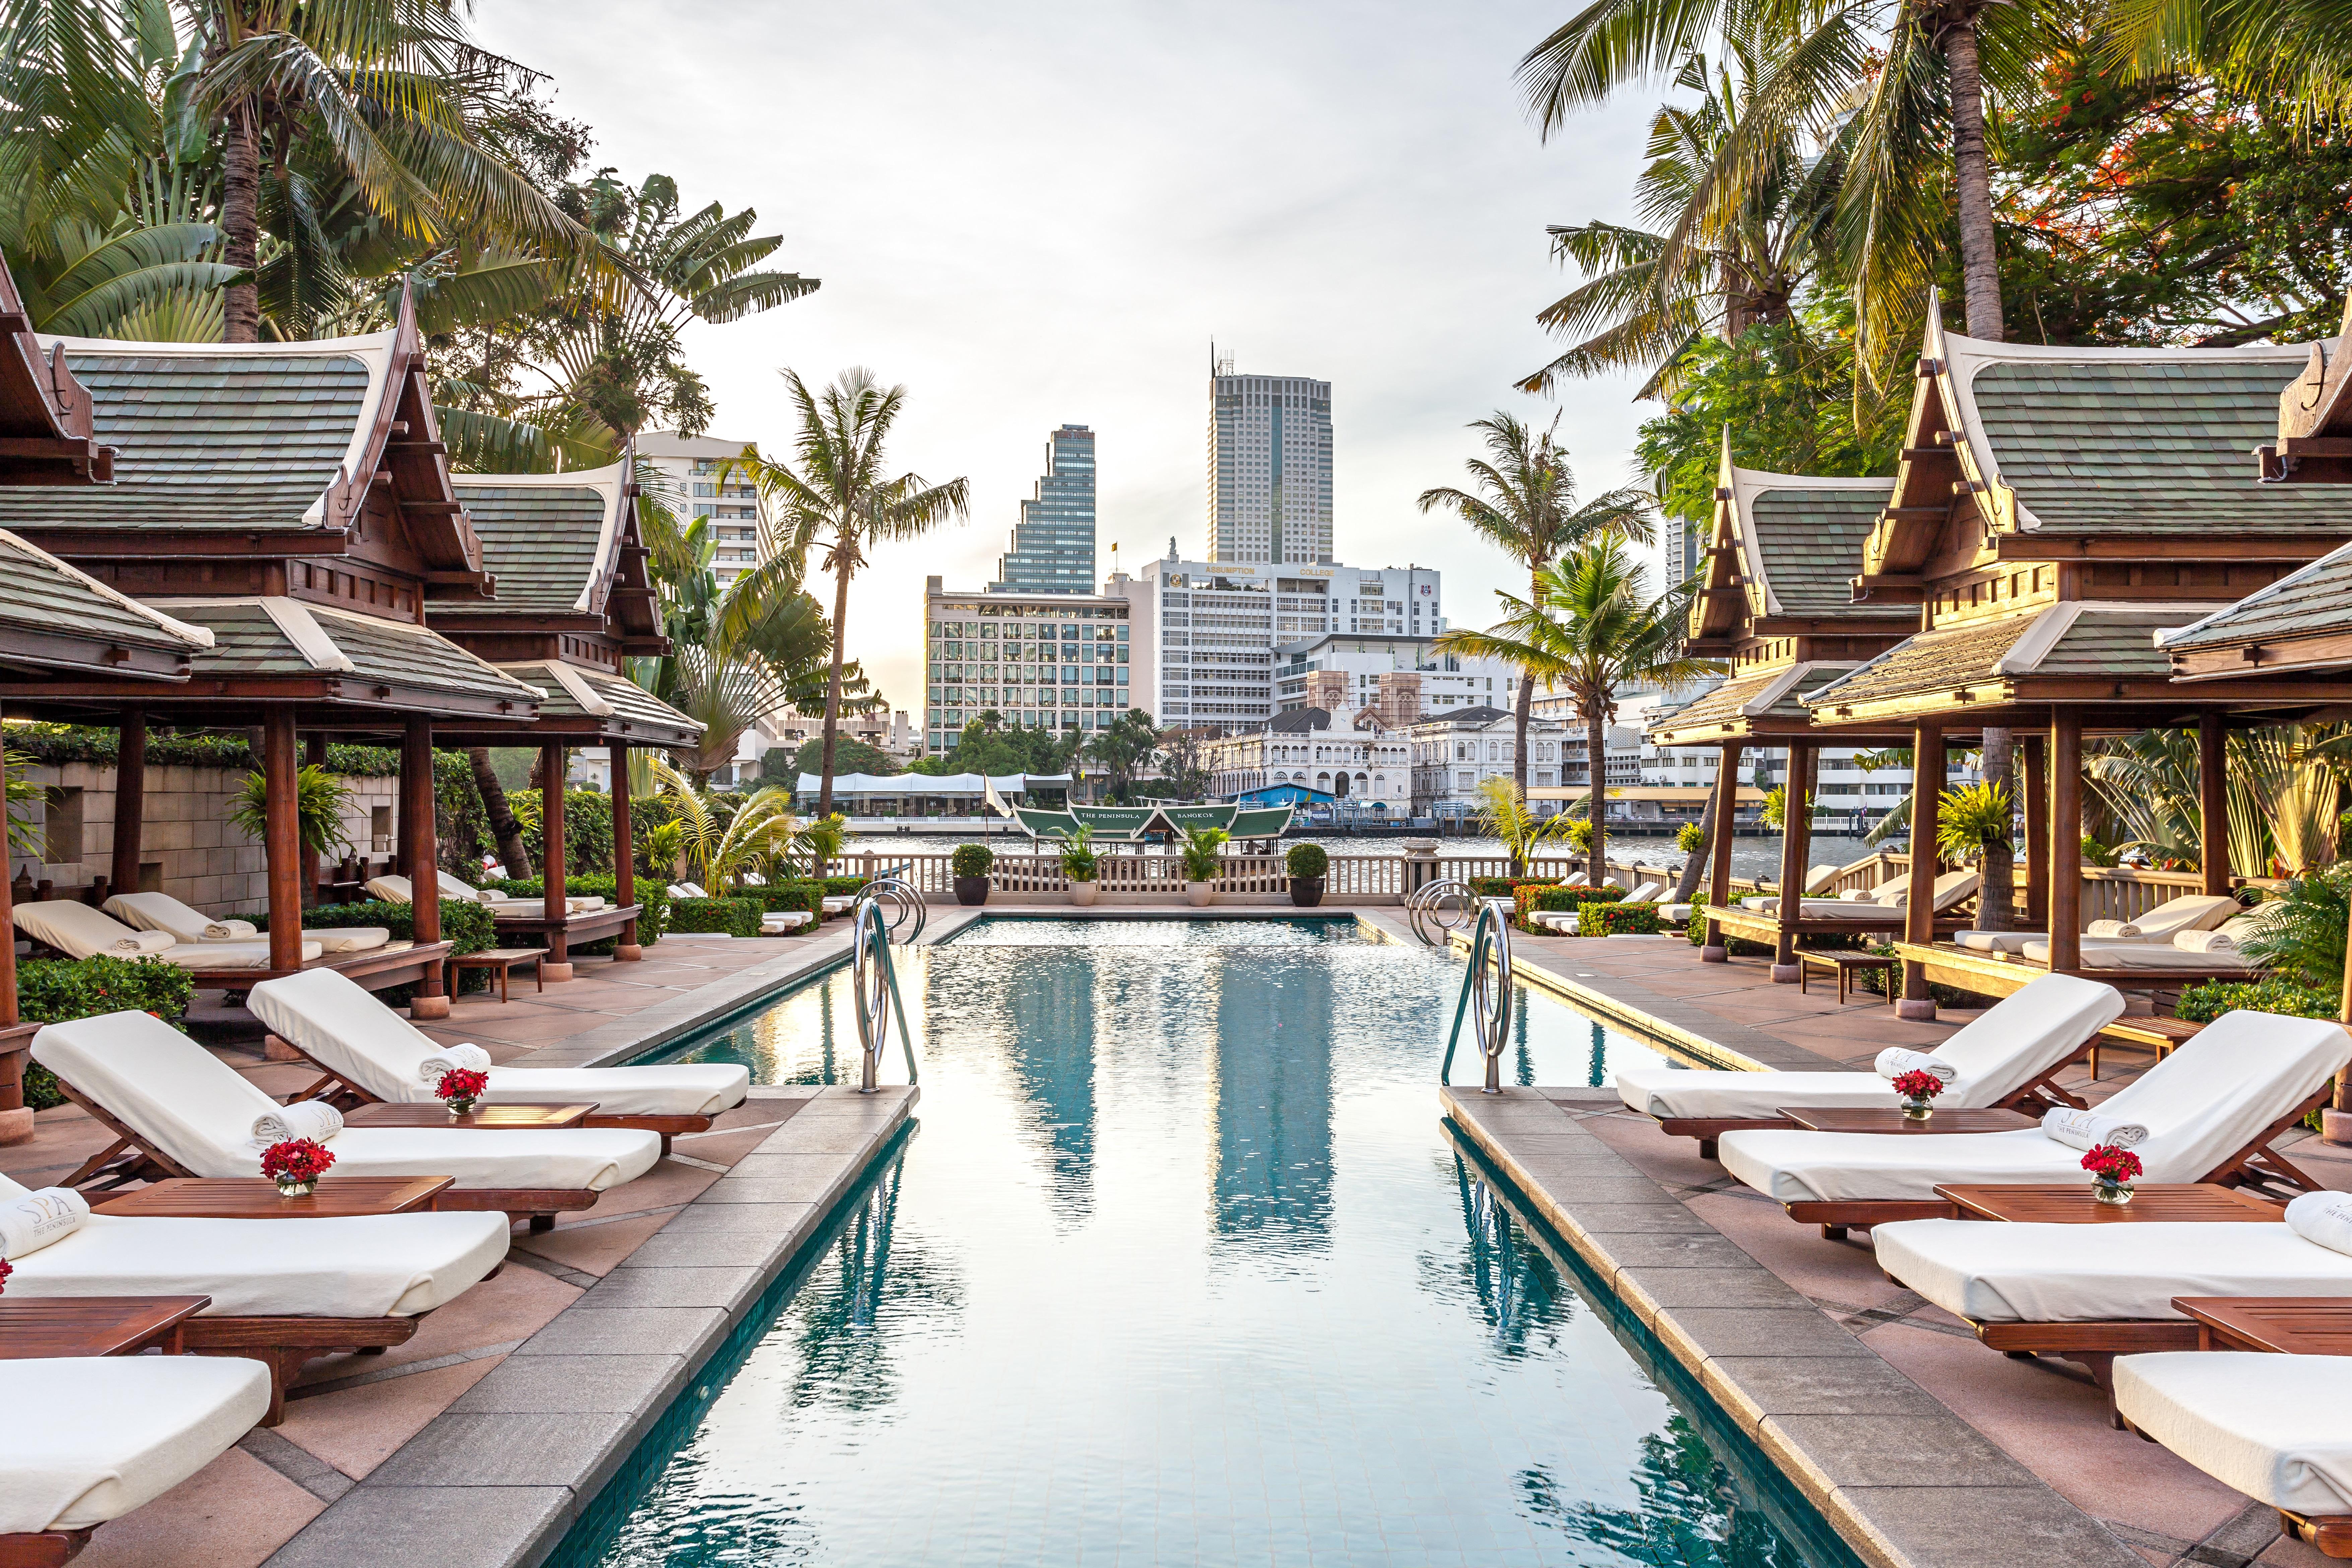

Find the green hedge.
[
  {"left": 738, "top": 882, "right": 825, "bottom": 920},
  {"left": 1579, "top": 902, "right": 1661, "bottom": 936},
  {"left": 819, "top": 875, "right": 869, "bottom": 896},
  {"left": 668, "top": 896, "right": 762, "bottom": 938},
  {"left": 6, "top": 723, "right": 398, "bottom": 776},
  {"left": 17, "top": 955, "right": 199, "bottom": 1109},
  {"left": 506, "top": 788, "right": 617, "bottom": 878},
  {"left": 1468, "top": 877, "right": 1558, "bottom": 898},
  {"left": 306, "top": 898, "right": 497, "bottom": 998},
  {"left": 1514, "top": 883, "right": 1622, "bottom": 932},
  {"left": 2178, "top": 977, "right": 2339, "bottom": 1024}
]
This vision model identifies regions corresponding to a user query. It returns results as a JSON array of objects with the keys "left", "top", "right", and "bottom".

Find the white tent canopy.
[{"left": 794, "top": 772, "right": 1072, "bottom": 797}]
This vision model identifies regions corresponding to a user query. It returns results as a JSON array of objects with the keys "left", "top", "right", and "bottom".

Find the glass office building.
[{"left": 989, "top": 424, "right": 1097, "bottom": 595}]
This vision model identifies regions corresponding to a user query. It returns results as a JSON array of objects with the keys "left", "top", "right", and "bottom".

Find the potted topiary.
[
  {"left": 1180, "top": 826, "right": 1227, "bottom": 908},
  {"left": 1056, "top": 826, "right": 1101, "bottom": 907},
  {"left": 1286, "top": 842, "right": 1328, "bottom": 907},
  {"left": 952, "top": 842, "right": 994, "bottom": 906}
]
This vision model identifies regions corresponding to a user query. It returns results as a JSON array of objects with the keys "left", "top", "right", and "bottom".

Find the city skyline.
[
  {"left": 1208, "top": 362, "right": 1334, "bottom": 566},
  {"left": 990, "top": 424, "right": 1099, "bottom": 595}
]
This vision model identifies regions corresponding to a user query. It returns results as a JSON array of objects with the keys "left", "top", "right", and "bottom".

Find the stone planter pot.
[
  {"left": 1185, "top": 881, "right": 1215, "bottom": 908},
  {"left": 1070, "top": 880, "right": 1099, "bottom": 907},
  {"left": 954, "top": 875, "right": 991, "bottom": 907},
  {"left": 1289, "top": 876, "right": 1325, "bottom": 908}
]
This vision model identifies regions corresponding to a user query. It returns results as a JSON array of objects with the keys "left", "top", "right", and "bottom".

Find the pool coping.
[{"left": 1441, "top": 1088, "right": 2143, "bottom": 1568}]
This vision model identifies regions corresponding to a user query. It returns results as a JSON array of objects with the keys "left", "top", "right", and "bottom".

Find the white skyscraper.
[{"left": 1208, "top": 357, "right": 1331, "bottom": 565}]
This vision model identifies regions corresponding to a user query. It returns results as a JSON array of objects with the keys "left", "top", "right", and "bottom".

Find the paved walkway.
[
  {"left": 1485, "top": 927, "right": 2349, "bottom": 1568},
  {"left": 3, "top": 929, "right": 874, "bottom": 1568}
]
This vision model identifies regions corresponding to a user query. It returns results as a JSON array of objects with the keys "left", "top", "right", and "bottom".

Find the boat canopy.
[{"left": 1011, "top": 803, "right": 1293, "bottom": 842}]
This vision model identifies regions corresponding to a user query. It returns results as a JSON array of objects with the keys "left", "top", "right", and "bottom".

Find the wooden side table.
[
  {"left": 1796, "top": 950, "right": 1899, "bottom": 1008},
  {"left": 0, "top": 1296, "right": 211, "bottom": 1356},
  {"left": 450, "top": 947, "right": 545, "bottom": 1002},
  {"left": 91, "top": 1176, "right": 455, "bottom": 1217},
  {"left": 343, "top": 1102, "right": 595, "bottom": 1130},
  {"left": 1783, "top": 1107, "right": 2040, "bottom": 1134},
  {"left": 2173, "top": 1298, "right": 2352, "bottom": 1354},
  {"left": 1934, "top": 1182, "right": 2286, "bottom": 1223},
  {"left": 2088, "top": 1016, "right": 2203, "bottom": 1080}
]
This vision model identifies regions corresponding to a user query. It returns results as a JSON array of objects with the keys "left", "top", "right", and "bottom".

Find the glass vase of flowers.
[
  {"left": 437, "top": 1067, "right": 491, "bottom": 1118},
  {"left": 1890, "top": 1069, "right": 1945, "bottom": 1121},
  {"left": 260, "top": 1137, "right": 336, "bottom": 1197},
  {"left": 2082, "top": 1143, "right": 2142, "bottom": 1204}
]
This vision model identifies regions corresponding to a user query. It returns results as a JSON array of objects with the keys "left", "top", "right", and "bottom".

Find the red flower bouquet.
[
  {"left": 1891, "top": 1068, "right": 1945, "bottom": 1120},
  {"left": 260, "top": 1137, "right": 336, "bottom": 1195},
  {"left": 0, "top": 1254, "right": 14, "bottom": 1295},
  {"left": 2082, "top": 1142, "right": 2142, "bottom": 1204},
  {"left": 436, "top": 1067, "right": 490, "bottom": 1116}
]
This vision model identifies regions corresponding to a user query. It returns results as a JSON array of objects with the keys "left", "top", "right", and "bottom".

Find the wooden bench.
[
  {"left": 1796, "top": 949, "right": 1899, "bottom": 1007},
  {"left": 448, "top": 947, "right": 544, "bottom": 1002}
]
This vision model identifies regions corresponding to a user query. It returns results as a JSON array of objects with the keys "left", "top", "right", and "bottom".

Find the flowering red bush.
[
  {"left": 259, "top": 1138, "right": 336, "bottom": 1182},
  {"left": 1890, "top": 1070, "right": 1945, "bottom": 1101},
  {"left": 436, "top": 1068, "right": 490, "bottom": 1103},
  {"left": 2081, "top": 1144, "right": 2142, "bottom": 1183}
]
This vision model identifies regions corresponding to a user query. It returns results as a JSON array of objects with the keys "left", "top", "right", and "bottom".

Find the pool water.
[{"left": 557, "top": 919, "right": 1846, "bottom": 1567}]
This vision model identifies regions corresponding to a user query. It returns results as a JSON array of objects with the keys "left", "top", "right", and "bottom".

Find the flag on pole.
[{"left": 984, "top": 775, "right": 1009, "bottom": 818}]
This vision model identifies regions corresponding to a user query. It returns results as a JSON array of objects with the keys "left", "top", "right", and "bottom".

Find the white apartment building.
[
  {"left": 1634, "top": 681, "right": 1974, "bottom": 829},
  {"left": 769, "top": 707, "right": 919, "bottom": 759},
  {"left": 1402, "top": 705, "right": 1572, "bottom": 816},
  {"left": 1272, "top": 633, "right": 1504, "bottom": 717},
  {"left": 636, "top": 429, "right": 770, "bottom": 588},
  {"left": 1208, "top": 361, "right": 1333, "bottom": 565},
  {"left": 922, "top": 578, "right": 1132, "bottom": 755},
  {"left": 1103, "top": 550, "right": 1444, "bottom": 732},
  {"left": 1202, "top": 708, "right": 1412, "bottom": 810}
]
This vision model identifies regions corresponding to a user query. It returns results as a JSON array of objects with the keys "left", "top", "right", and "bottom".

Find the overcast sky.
[{"left": 476, "top": 1, "right": 1660, "bottom": 714}]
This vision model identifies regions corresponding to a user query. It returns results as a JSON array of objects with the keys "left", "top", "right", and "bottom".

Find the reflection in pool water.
[{"left": 557, "top": 919, "right": 1841, "bottom": 1567}]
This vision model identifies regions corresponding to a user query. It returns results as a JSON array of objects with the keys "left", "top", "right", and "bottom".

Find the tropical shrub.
[
  {"left": 952, "top": 843, "right": 994, "bottom": 877},
  {"left": 1579, "top": 902, "right": 1661, "bottom": 936},
  {"left": 667, "top": 897, "right": 763, "bottom": 938},
  {"left": 1515, "top": 883, "right": 1623, "bottom": 930},
  {"left": 1179, "top": 826, "right": 1228, "bottom": 882},
  {"left": 1564, "top": 818, "right": 1595, "bottom": 853},
  {"left": 1469, "top": 877, "right": 1559, "bottom": 898},
  {"left": 15, "top": 953, "right": 198, "bottom": 1109},
  {"left": 741, "top": 882, "right": 826, "bottom": 920},
  {"left": 2237, "top": 870, "right": 2350, "bottom": 995},
  {"left": 1675, "top": 821, "right": 1705, "bottom": 854},
  {"left": 229, "top": 765, "right": 353, "bottom": 857},
  {"left": 2177, "top": 976, "right": 2339, "bottom": 1025},
  {"left": 1285, "top": 843, "right": 1327, "bottom": 878},
  {"left": 3, "top": 724, "right": 398, "bottom": 776},
  {"left": 1058, "top": 826, "right": 1101, "bottom": 882},
  {"left": 819, "top": 875, "right": 870, "bottom": 896},
  {"left": 507, "top": 788, "right": 616, "bottom": 877}
]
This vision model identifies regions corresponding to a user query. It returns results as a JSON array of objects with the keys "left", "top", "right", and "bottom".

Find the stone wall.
[{"left": 7, "top": 760, "right": 401, "bottom": 917}]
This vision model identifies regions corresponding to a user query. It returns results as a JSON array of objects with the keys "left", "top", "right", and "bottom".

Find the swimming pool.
[{"left": 553, "top": 918, "right": 1851, "bottom": 1566}]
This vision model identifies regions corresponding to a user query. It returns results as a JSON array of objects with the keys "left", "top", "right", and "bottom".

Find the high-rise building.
[
  {"left": 635, "top": 430, "right": 772, "bottom": 590},
  {"left": 922, "top": 577, "right": 1132, "bottom": 755},
  {"left": 990, "top": 424, "right": 1097, "bottom": 594},
  {"left": 1208, "top": 358, "right": 1331, "bottom": 565}
]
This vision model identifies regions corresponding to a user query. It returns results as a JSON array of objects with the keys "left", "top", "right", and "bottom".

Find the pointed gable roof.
[
  {"left": 1690, "top": 429, "right": 1906, "bottom": 650},
  {"left": 438, "top": 456, "right": 664, "bottom": 651},
  {"left": 0, "top": 258, "right": 112, "bottom": 484}
]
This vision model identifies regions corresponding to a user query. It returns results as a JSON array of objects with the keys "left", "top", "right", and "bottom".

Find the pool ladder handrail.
[
  {"left": 1406, "top": 877, "right": 1475, "bottom": 947},
  {"left": 854, "top": 874, "right": 927, "bottom": 945},
  {"left": 849, "top": 900, "right": 920, "bottom": 1093},
  {"left": 1441, "top": 901, "right": 1514, "bottom": 1094}
]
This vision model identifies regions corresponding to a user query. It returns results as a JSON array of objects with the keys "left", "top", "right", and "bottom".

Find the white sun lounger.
[
  {"left": 0, "top": 1357, "right": 271, "bottom": 1549},
  {"left": 1742, "top": 869, "right": 1982, "bottom": 919},
  {"left": 33, "top": 1009, "right": 660, "bottom": 1227},
  {"left": 14, "top": 900, "right": 321, "bottom": 969},
  {"left": 1617, "top": 972, "right": 2122, "bottom": 1155},
  {"left": 249, "top": 968, "right": 747, "bottom": 1134},
  {"left": 365, "top": 873, "right": 605, "bottom": 915},
  {"left": 2115, "top": 1353, "right": 2352, "bottom": 1552},
  {"left": 1715, "top": 1009, "right": 2349, "bottom": 1233},
  {"left": 2018, "top": 938, "right": 2260, "bottom": 972},
  {"left": 1953, "top": 893, "right": 2241, "bottom": 956},
  {"left": 104, "top": 890, "right": 389, "bottom": 954},
  {"left": 1873, "top": 1219, "right": 2351, "bottom": 1325}
]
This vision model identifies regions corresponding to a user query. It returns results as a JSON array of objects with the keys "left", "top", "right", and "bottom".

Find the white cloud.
[{"left": 475, "top": 0, "right": 1661, "bottom": 711}]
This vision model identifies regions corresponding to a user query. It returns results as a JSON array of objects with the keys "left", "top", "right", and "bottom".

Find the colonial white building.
[
  {"left": 1272, "top": 632, "right": 1508, "bottom": 718},
  {"left": 1203, "top": 708, "right": 1412, "bottom": 809},
  {"left": 1402, "top": 705, "right": 1573, "bottom": 816}
]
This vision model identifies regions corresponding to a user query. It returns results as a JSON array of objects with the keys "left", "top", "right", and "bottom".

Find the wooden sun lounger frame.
[
  {"left": 47, "top": 1078, "right": 603, "bottom": 1233},
  {"left": 1796, "top": 1084, "right": 2332, "bottom": 1240},
  {"left": 1705, "top": 904, "right": 1979, "bottom": 948},
  {"left": 1656, "top": 1041, "right": 2094, "bottom": 1161},
  {"left": 1, "top": 1527, "right": 96, "bottom": 1565}
]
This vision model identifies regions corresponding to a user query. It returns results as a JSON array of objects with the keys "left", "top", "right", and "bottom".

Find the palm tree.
[
  {"left": 1418, "top": 411, "right": 1653, "bottom": 793},
  {"left": 729, "top": 369, "right": 970, "bottom": 818},
  {"left": 1441, "top": 541, "right": 1711, "bottom": 878}
]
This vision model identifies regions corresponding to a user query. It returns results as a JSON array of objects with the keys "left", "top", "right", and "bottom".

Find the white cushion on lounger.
[
  {"left": 1951, "top": 930, "right": 2039, "bottom": 955},
  {"left": 0, "top": 1172, "right": 507, "bottom": 1317},
  {"left": 2114, "top": 1353, "right": 2352, "bottom": 1517},
  {"left": 1872, "top": 1219, "right": 2342, "bottom": 1323},
  {"left": 14, "top": 900, "right": 167, "bottom": 959},
  {"left": 159, "top": 939, "right": 322, "bottom": 968},
  {"left": 107, "top": 893, "right": 392, "bottom": 955},
  {"left": 2020, "top": 939, "right": 2258, "bottom": 971},
  {"left": 0, "top": 1357, "right": 272, "bottom": 1533},
  {"left": 250, "top": 970, "right": 746, "bottom": 1117},
  {"left": 2094, "top": 895, "right": 2242, "bottom": 942},
  {"left": 31, "top": 1009, "right": 661, "bottom": 1191},
  {"left": 1626, "top": 881, "right": 1668, "bottom": 903},
  {"left": 1616, "top": 972, "right": 2122, "bottom": 1121},
  {"left": 668, "top": 883, "right": 707, "bottom": 899},
  {"left": 1717, "top": 1009, "right": 2350, "bottom": 1204}
]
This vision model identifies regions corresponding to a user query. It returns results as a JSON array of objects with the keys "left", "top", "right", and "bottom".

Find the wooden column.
[
  {"left": 610, "top": 744, "right": 641, "bottom": 961},
  {"left": 540, "top": 742, "right": 572, "bottom": 982},
  {"left": 262, "top": 709, "right": 303, "bottom": 972},
  {"left": 2198, "top": 710, "right": 2229, "bottom": 897},
  {"left": 109, "top": 708, "right": 145, "bottom": 902},
  {"left": 0, "top": 704, "right": 26, "bottom": 1145},
  {"left": 1772, "top": 741, "right": 1815, "bottom": 983},
  {"left": 402, "top": 717, "right": 449, "bottom": 1019},
  {"left": 1701, "top": 740, "right": 1739, "bottom": 963},
  {"left": 2050, "top": 712, "right": 2083, "bottom": 975},
  {"left": 2021, "top": 733, "right": 2048, "bottom": 930},
  {"left": 299, "top": 732, "right": 325, "bottom": 908},
  {"left": 1898, "top": 722, "right": 1943, "bottom": 1020}
]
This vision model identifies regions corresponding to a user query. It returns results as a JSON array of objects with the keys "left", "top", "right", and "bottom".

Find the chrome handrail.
[
  {"left": 1441, "top": 901, "right": 1514, "bottom": 1094},
  {"left": 1406, "top": 876, "right": 1474, "bottom": 946},
  {"left": 855, "top": 874, "right": 927, "bottom": 944},
  {"left": 849, "top": 900, "right": 919, "bottom": 1092}
]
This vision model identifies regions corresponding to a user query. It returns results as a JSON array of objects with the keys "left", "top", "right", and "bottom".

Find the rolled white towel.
[
  {"left": 108, "top": 929, "right": 175, "bottom": 955},
  {"left": 203, "top": 918, "right": 259, "bottom": 940},
  {"left": 249, "top": 1098, "right": 343, "bottom": 1151},
  {"left": 2173, "top": 928, "right": 2237, "bottom": 954},
  {"left": 2041, "top": 1106, "right": 2150, "bottom": 1150},
  {"left": 2086, "top": 918, "right": 2140, "bottom": 939},
  {"left": 1874, "top": 1047, "right": 1960, "bottom": 1085},
  {"left": 417, "top": 1042, "right": 494, "bottom": 1088},
  {"left": 2286, "top": 1191, "right": 2352, "bottom": 1256},
  {"left": 0, "top": 1184, "right": 88, "bottom": 1258}
]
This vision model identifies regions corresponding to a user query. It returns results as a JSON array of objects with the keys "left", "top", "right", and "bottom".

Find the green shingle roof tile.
[
  {"left": 150, "top": 599, "right": 541, "bottom": 708},
  {"left": 1807, "top": 604, "right": 2217, "bottom": 710},
  {"left": 451, "top": 469, "right": 623, "bottom": 612},
  {"left": 0, "top": 336, "right": 389, "bottom": 532},
  {"left": 1743, "top": 484, "right": 1911, "bottom": 619},
  {"left": 1805, "top": 616, "right": 2037, "bottom": 708},
  {"left": 0, "top": 530, "right": 212, "bottom": 662},
  {"left": 2158, "top": 539, "right": 2352, "bottom": 652},
  {"left": 1648, "top": 662, "right": 1861, "bottom": 738},
  {"left": 499, "top": 659, "right": 701, "bottom": 742}
]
